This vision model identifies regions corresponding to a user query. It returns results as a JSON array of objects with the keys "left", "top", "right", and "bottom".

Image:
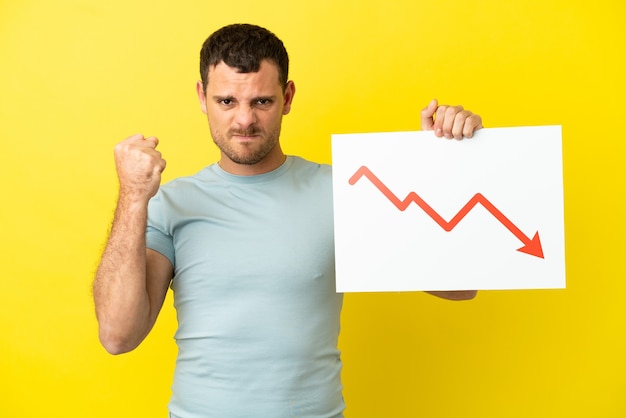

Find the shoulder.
[
  {"left": 288, "top": 156, "right": 332, "bottom": 178},
  {"left": 282, "top": 157, "right": 333, "bottom": 201},
  {"left": 148, "top": 165, "right": 219, "bottom": 211},
  {"left": 161, "top": 165, "right": 217, "bottom": 189}
]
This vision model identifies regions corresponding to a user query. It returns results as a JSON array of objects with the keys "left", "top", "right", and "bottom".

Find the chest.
[{"left": 169, "top": 182, "right": 335, "bottom": 295}]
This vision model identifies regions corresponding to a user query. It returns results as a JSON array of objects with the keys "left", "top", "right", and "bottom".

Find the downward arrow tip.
[{"left": 517, "top": 231, "right": 544, "bottom": 259}]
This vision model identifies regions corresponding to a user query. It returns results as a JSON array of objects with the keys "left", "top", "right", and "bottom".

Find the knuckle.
[
  {"left": 454, "top": 110, "right": 471, "bottom": 122},
  {"left": 445, "top": 105, "right": 463, "bottom": 117}
]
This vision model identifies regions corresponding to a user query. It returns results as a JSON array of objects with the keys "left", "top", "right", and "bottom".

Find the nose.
[{"left": 234, "top": 105, "right": 257, "bottom": 129}]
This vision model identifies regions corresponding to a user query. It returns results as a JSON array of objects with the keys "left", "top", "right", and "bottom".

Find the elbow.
[
  {"left": 98, "top": 326, "right": 141, "bottom": 355},
  {"left": 101, "top": 342, "right": 133, "bottom": 356}
]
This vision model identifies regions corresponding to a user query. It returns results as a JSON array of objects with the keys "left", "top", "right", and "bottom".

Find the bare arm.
[
  {"left": 93, "top": 134, "right": 171, "bottom": 354},
  {"left": 425, "top": 290, "right": 477, "bottom": 301}
]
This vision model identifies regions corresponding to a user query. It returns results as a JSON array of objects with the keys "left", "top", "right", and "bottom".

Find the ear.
[
  {"left": 282, "top": 81, "right": 296, "bottom": 115},
  {"left": 196, "top": 80, "right": 208, "bottom": 114}
]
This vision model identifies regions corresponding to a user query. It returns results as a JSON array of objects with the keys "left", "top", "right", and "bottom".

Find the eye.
[
  {"left": 219, "top": 98, "right": 233, "bottom": 106},
  {"left": 255, "top": 98, "right": 273, "bottom": 106}
]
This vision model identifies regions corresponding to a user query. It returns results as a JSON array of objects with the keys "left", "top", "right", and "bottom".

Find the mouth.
[
  {"left": 232, "top": 134, "right": 259, "bottom": 142},
  {"left": 230, "top": 130, "right": 261, "bottom": 142}
]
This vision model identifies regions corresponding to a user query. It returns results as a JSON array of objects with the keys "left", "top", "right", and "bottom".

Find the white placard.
[{"left": 331, "top": 126, "right": 565, "bottom": 292}]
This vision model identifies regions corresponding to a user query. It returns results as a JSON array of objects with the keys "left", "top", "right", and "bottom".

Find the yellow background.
[{"left": 1, "top": 0, "right": 625, "bottom": 417}]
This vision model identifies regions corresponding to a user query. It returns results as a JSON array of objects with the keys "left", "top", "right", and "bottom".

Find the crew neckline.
[{"left": 210, "top": 156, "right": 294, "bottom": 184}]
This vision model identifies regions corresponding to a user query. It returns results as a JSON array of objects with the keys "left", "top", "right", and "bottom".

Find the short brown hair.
[{"left": 199, "top": 24, "right": 289, "bottom": 92}]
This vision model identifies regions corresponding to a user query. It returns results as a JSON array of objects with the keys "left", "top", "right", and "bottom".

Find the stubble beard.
[{"left": 211, "top": 124, "right": 282, "bottom": 166}]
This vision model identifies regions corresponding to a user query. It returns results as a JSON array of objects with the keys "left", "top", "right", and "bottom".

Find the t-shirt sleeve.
[{"left": 146, "top": 191, "right": 176, "bottom": 267}]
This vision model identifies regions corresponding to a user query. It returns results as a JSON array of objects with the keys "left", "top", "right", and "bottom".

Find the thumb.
[{"left": 420, "top": 99, "right": 438, "bottom": 131}]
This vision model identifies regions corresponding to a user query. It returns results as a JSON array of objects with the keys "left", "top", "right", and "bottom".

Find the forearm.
[
  {"left": 426, "top": 290, "right": 478, "bottom": 300},
  {"left": 93, "top": 194, "right": 152, "bottom": 354}
]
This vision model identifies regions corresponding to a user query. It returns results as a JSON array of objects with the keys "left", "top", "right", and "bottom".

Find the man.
[{"left": 93, "top": 23, "right": 481, "bottom": 417}]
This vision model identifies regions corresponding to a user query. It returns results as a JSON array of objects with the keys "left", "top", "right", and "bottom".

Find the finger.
[
  {"left": 122, "top": 134, "right": 159, "bottom": 149},
  {"left": 452, "top": 110, "right": 473, "bottom": 140},
  {"left": 126, "top": 133, "right": 145, "bottom": 142},
  {"left": 145, "top": 148, "right": 166, "bottom": 173},
  {"left": 114, "top": 135, "right": 162, "bottom": 167},
  {"left": 121, "top": 133, "right": 149, "bottom": 149},
  {"left": 462, "top": 114, "right": 483, "bottom": 138},
  {"left": 156, "top": 157, "right": 167, "bottom": 173},
  {"left": 143, "top": 136, "right": 159, "bottom": 148},
  {"left": 433, "top": 105, "right": 448, "bottom": 137},
  {"left": 441, "top": 105, "right": 464, "bottom": 139},
  {"left": 420, "top": 99, "right": 438, "bottom": 131},
  {"left": 143, "top": 141, "right": 166, "bottom": 173}
]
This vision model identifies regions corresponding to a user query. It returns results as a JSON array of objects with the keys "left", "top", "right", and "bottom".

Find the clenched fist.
[{"left": 114, "top": 134, "right": 166, "bottom": 202}]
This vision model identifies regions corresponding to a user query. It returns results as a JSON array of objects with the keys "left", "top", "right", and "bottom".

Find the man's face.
[{"left": 197, "top": 60, "right": 295, "bottom": 175}]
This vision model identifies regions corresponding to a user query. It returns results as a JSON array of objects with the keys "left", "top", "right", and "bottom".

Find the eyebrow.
[{"left": 212, "top": 95, "right": 277, "bottom": 102}]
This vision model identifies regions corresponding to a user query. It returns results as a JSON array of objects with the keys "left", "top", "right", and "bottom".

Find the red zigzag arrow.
[{"left": 348, "top": 166, "right": 544, "bottom": 259}]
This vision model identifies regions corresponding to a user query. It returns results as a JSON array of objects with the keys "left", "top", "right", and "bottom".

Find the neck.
[{"left": 218, "top": 148, "right": 287, "bottom": 176}]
